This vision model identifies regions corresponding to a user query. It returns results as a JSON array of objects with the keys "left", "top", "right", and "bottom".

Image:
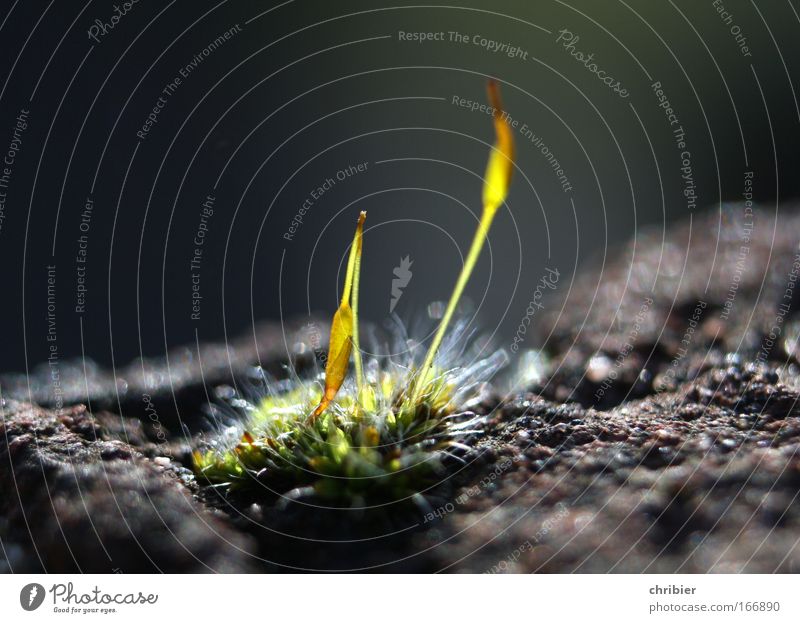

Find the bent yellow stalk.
[
  {"left": 311, "top": 211, "right": 366, "bottom": 419},
  {"left": 350, "top": 211, "right": 366, "bottom": 393},
  {"left": 410, "top": 80, "right": 515, "bottom": 405}
]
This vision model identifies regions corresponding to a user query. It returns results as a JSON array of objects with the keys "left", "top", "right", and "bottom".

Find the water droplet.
[{"left": 427, "top": 301, "right": 445, "bottom": 319}]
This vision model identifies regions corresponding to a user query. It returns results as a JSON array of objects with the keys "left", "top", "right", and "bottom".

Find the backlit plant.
[{"left": 194, "top": 81, "right": 515, "bottom": 503}]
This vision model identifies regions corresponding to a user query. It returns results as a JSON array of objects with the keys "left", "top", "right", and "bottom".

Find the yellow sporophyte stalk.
[
  {"left": 351, "top": 211, "right": 366, "bottom": 396},
  {"left": 310, "top": 211, "right": 366, "bottom": 420},
  {"left": 410, "top": 80, "right": 515, "bottom": 405}
]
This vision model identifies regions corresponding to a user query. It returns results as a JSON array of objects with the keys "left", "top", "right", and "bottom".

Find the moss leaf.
[{"left": 311, "top": 301, "right": 353, "bottom": 419}]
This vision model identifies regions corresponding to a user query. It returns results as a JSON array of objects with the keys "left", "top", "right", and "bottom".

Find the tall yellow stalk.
[
  {"left": 311, "top": 211, "right": 366, "bottom": 419},
  {"left": 411, "top": 80, "right": 515, "bottom": 405},
  {"left": 351, "top": 211, "right": 366, "bottom": 392}
]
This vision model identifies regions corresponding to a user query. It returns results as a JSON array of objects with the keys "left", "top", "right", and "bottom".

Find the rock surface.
[
  {"left": 420, "top": 366, "right": 800, "bottom": 572},
  {"left": 2, "top": 205, "right": 800, "bottom": 572},
  {"left": 0, "top": 402, "right": 254, "bottom": 572}
]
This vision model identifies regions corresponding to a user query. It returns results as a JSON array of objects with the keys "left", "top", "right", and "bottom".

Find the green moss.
[
  {"left": 194, "top": 80, "right": 515, "bottom": 505},
  {"left": 193, "top": 358, "right": 496, "bottom": 502}
]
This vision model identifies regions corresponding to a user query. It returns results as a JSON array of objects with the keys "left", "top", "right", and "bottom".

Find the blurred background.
[{"left": 0, "top": 0, "right": 798, "bottom": 374}]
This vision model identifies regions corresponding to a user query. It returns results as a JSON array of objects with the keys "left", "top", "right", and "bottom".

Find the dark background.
[{"left": 0, "top": 0, "right": 798, "bottom": 376}]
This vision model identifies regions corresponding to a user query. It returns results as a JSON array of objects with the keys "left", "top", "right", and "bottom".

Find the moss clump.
[
  {"left": 194, "top": 80, "right": 515, "bottom": 504},
  {"left": 194, "top": 344, "right": 505, "bottom": 502}
]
